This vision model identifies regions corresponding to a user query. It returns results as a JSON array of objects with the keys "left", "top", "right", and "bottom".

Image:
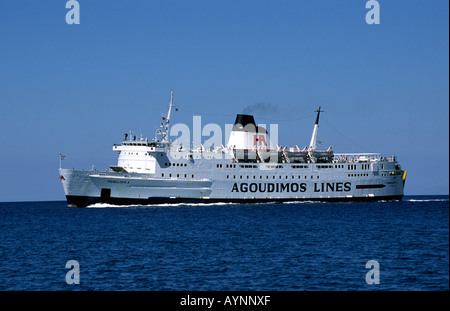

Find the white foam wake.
[
  {"left": 86, "top": 202, "right": 239, "bottom": 208},
  {"left": 406, "top": 199, "right": 449, "bottom": 202}
]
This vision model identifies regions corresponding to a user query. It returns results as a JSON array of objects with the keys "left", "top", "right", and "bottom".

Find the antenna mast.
[
  {"left": 309, "top": 107, "right": 323, "bottom": 151},
  {"left": 160, "top": 90, "right": 174, "bottom": 144},
  {"left": 167, "top": 90, "right": 174, "bottom": 124}
]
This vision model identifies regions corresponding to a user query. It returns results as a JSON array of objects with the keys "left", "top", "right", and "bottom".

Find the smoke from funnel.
[{"left": 242, "top": 103, "right": 278, "bottom": 115}]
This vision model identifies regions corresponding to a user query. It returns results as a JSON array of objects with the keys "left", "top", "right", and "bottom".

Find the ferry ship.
[{"left": 59, "top": 92, "right": 407, "bottom": 207}]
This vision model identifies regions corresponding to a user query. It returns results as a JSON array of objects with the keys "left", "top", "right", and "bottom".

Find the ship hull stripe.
[
  {"left": 66, "top": 194, "right": 404, "bottom": 208},
  {"left": 355, "top": 184, "right": 386, "bottom": 189}
]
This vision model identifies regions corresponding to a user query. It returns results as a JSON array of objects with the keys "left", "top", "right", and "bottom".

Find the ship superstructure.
[{"left": 59, "top": 92, "right": 406, "bottom": 207}]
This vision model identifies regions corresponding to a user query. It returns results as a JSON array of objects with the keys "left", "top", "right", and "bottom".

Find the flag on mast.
[{"left": 59, "top": 154, "right": 67, "bottom": 170}]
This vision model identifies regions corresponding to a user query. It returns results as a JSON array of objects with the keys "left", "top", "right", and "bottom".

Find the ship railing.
[
  {"left": 333, "top": 153, "right": 398, "bottom": 163},
  {"left": 138, "top": 144, "right": 397, "bottom": 163},
  {"left": 168, "top": 145, "right": 230, "bottom": 154},
  {"left": 333, "top": 153, "right": 384, "bottom": 163}
]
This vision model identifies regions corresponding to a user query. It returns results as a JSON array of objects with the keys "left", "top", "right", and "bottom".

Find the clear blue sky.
[{"left": 0, "top": 0, "right": 448, "bottom": 201}]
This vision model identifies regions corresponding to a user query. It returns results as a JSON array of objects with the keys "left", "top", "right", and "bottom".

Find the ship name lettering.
[
  {"left": 313, "top": 182, "right": 351, "bottom": 192},
  {"left": 107, "top": 180, "right": 127, "bottom": 184},
  {"left": 231, "top": 182, "right": 351, "bottom": 193},
  {"left": 231, "top": 182, "right": 307, "bottom": 193}
]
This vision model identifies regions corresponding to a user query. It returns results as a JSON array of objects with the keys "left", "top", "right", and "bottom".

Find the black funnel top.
[{"left": 232, "top": 114, "right": 257, "bottom": 132}]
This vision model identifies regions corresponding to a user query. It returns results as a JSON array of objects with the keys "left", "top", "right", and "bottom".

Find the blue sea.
[{"left": 0, "top": 196, "right": 448, "bottom": 291}]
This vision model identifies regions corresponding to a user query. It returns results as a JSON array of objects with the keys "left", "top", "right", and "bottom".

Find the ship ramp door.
[{"left": 101, "top": 188, "right": 111, "bottom": 199}]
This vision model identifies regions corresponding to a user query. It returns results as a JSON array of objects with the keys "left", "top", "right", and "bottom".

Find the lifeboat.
[{"left": 285, "top": 145, "right": 309, "bottom": 163}]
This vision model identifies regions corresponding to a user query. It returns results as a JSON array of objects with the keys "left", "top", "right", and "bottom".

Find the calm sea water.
[{"left": 0, "top": 196, "right": 448, "bottom": 291}]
